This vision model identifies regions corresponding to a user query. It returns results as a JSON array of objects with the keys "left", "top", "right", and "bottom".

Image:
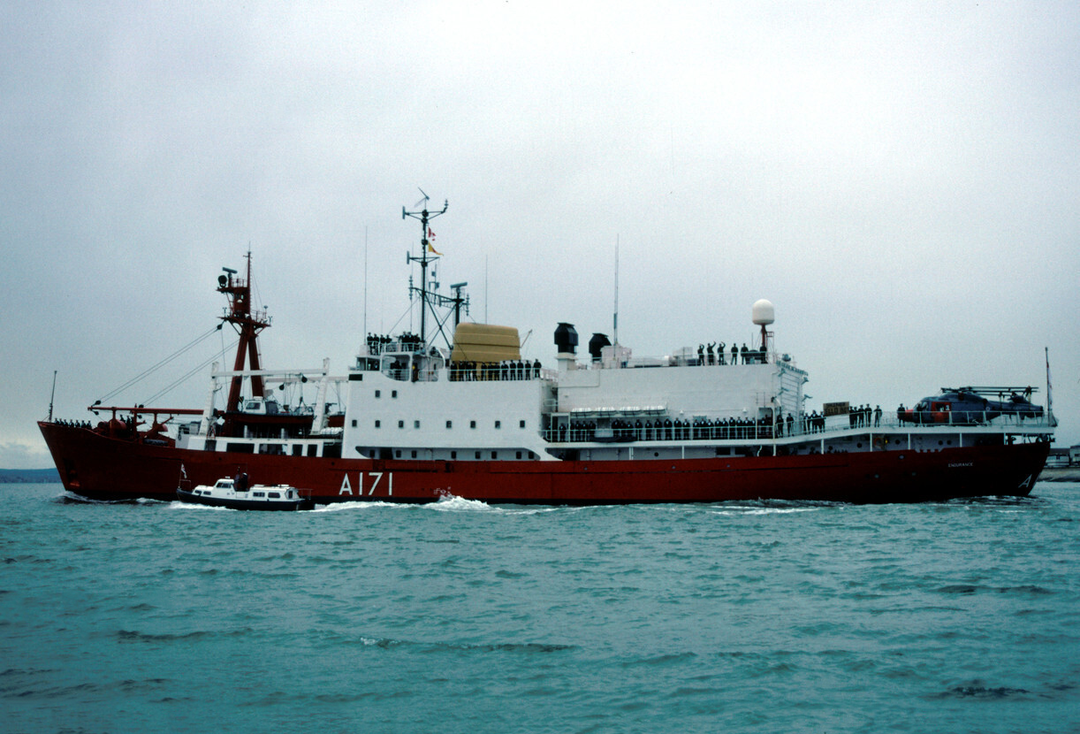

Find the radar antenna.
[{"left": 403, "top": 191, "right": 449, "bottom": 346}]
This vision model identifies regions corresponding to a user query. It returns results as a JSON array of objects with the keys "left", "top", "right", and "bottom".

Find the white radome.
[{"left": 752, "top": 299, "right": 775, "bottom": 326}]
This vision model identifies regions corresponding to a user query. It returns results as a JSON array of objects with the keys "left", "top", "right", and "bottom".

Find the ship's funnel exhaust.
[
  {"left": 554, "top": 322, "right": 579, "bottom": 372},
  {"left": 554, "top": 323, "right": 578, "bottom": 355},
  {"left": 588, "top": 333, "right": 611, "bottom": 362}
]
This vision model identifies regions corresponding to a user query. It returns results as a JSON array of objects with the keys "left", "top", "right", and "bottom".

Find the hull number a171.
[{"left": 339, "top": 472, "right": 394, "bottom": 496}]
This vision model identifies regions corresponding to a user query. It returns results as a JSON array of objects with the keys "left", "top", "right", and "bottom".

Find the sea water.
[{"left": 1, "top": 483, "right": 1077, "bottom": 734}]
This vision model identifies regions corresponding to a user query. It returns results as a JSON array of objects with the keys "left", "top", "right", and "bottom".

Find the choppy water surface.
[{"left": 2, "top": 483, "right": 1077, "bottom": 733}]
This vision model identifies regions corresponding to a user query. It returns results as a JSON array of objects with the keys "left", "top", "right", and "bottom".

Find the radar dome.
[{"left": 752, "top": 299, "right": 775, "bottom": 326}]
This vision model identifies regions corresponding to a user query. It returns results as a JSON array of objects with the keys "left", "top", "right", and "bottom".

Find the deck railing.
[{"left": 541, "top": 410, "right": 1053, "bottom": 445}]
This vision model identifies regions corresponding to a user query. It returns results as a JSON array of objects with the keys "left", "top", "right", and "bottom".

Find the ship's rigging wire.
[
  {"left": 387, "top": 300, "right": 416, "bottom": 340},
  {"left": 94, "top": 326, "right": 223, "bottom": 404},
  {"left": 141, "top": 338, "right": 240, "bottom": 406}
]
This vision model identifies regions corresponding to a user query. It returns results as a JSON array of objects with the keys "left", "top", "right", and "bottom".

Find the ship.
[{"left": 38, "top": 195, "right": 1055, "bottom": 505}]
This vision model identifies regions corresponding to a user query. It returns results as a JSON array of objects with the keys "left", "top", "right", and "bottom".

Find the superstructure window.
[
  {"left": 414, "top": 420, "right": 420, "bottom": 429},
  {"left": 375, "top": 420, "right": 381, "bottom": 428},
  {"left": 375, "top": 390, "right": 381, "bottom": 398},
  {"left": 398, "top": 420, "right": 404, "bottom": 429},
  {"left": 495, "top": 421, "right": 501, "bottom": 429},
  {"left": 519, "top": 420, "right": 526, "bottom": 428},
  {"left": 446, "top": 420, "right": 452, "bottom": 429},
  {"left": 470, "top": 420, "right": 476, "bottom": 429}
]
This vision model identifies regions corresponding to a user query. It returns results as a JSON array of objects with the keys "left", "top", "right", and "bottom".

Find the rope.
[
  {"left": 94, "top": 325, "right": 222, "bottom": 404},
  {"left": 142, "top": 338, "right": 239, "bottom": 406}
]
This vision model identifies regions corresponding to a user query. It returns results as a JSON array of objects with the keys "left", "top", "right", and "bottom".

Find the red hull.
[{"left": 39, "top": 421, "right": 1048, "bottom": 505}]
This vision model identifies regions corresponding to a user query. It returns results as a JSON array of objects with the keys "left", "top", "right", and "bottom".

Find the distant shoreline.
[
  {"left": 0, "top": 468, "right": 61, "bottom": 483},
  {"left": 1038, "top": 466, "right": 1080, "bottom": 482}
]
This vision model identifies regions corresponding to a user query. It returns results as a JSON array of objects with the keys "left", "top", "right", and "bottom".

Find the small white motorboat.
[{"left": 176, "top": 475, "right": 314, "bottom": 511}]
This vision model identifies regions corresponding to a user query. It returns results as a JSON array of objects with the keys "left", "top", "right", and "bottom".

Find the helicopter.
[{"left": 897, "top": 386, "right": 1044, "bottom": 425}]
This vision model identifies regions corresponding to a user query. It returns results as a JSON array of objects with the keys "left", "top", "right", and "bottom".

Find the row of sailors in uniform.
[
  {"left": 366, "top": 332, "right": 424, "bottom": 355},
  {"left": 52, "top": 418, "right": 95, "bottom": 429},
  {"left": 849, "top": 404, "right": 884, "bottom": 427},
  {"left": 448, "top": 359, "right": 543, "bottom": 382},
  {"left": 696, "top": 342, "right": 767, "bottom": 366}
]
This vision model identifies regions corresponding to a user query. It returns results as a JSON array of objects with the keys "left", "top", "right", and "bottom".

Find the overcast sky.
[{"left": 2, "top": 1, "right": 1078, "bottom": 468}]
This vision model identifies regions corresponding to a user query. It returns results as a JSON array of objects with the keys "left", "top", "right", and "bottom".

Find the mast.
[
  {"left": 47, "top": 370, "right": 57, "bottom": 422},
  {"left": 1046, "top": 346, "right": 1053, "bottom": 420},
  {"left": 218, "top": 252, "right": 270, "bottom": 421},
  {"left": 403, "top": 190, "right": 448, "bottom": 346},
  {"left": 613, "top": 236, "right": 619, "bottom": 346}
]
